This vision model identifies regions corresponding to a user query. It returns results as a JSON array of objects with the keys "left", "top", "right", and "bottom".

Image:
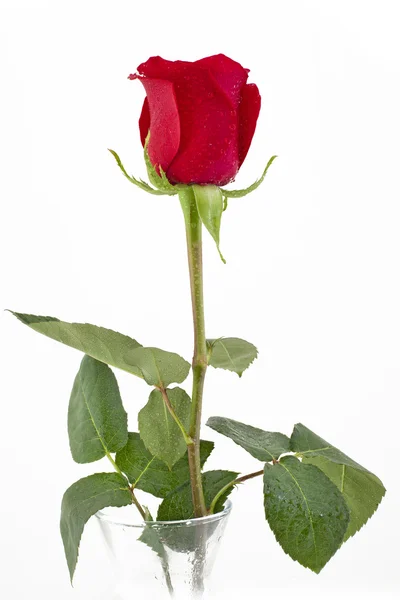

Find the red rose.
[{"left": 129, "top": 54, "right": 261, "bottom": 186}]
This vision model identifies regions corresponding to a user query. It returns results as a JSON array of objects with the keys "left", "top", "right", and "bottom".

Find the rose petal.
[
  {"left": 195, "top": 54, "right": 249, "bottom": 106},
  {"left": 137, "top": 56, "right": 191, "bottom": 80},
  {"left": 137, "top": 77, "right": 181, "bottom": 172},
  {"left": 138, "top": 97, "right": 150, "bottom": 147},
  {"left": 166, "top": 68, "right": 239, "bottom": 185},
  {"left": 238, "top": 83, "right": 261, "bottom": 167}
]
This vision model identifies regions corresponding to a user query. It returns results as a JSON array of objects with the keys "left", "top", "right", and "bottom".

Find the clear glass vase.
[{"left": 93, "top": 500, "right": 232, "bottom": 599}]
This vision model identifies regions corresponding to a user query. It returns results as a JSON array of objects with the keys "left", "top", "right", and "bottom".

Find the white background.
[{"left": 1, "top": 0, "right": 399, "bottom": 598}]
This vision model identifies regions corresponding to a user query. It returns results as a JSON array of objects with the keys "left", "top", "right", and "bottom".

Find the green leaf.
[
  {"left": 10, "top": 312, "right": 143, "bottom": 378},
  {"left": 207, "top": 416, "right": 290, "bottom": 462},
  {"left": 221, "top": 155, "right": 278, "bottom": 198},
  {"left": 304, "top": 456, "right": 385, "bottom": 542},
  {"left": 123, "top": 346, "right": 190, "bottom": 387},
  {"left": 60, "top": 473, "right": 132, "bottom": 581},
  {"left": 291, "top": 423, "right": 386, "bottom": 540},
  {"left": 201, "top": 470, "right": 239, "bottom": 514},
  {"left": 290, "top": 423, "right": 369, "bottom": 470},
  {"left": 193, "top": 184, "right": 226, "bottom": 263},
  {"left": 116, "top": 433, "right": 214, "bottom": 497},
  {"left": 138, "top": 388, "right": 191, "bottom": 468},
  {"left": 264, "top": 456, "right": 350, "bottom": 573},
  {"left": 68, "top": 355, "right": 128, "bottom": 464},
  {"left": 157, "top": 470, "right": 238, "bottom": 521},
  {"left": 108, "top": 148, "right": 167, "bottom": 195},
  {"left": 206, "top": 337, "right": 258, "bottom": 377}
]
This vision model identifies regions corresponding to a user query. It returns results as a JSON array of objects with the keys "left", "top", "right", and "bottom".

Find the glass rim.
[{"left": 95, "top": 499, "right": 233, "bottom": 529}]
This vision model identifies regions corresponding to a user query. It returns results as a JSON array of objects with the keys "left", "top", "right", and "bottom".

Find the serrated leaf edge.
[
  {"left": 302, "top": 456, "right": 386, "bottom": 542},
  {"left": 263, "top": 459, "right": 350, "bottom": 573},
  {"left": 61, "top": 473, "right": 131, "bottom": 582},
  {"left": 207, "top": 337, "right": 259, "bottom": 377}
]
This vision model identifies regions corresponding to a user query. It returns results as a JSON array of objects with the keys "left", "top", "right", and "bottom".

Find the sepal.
[
  {"left": 108, "top": 148, "right": 174, "bottom": 196},
  {"left": 143, "top": 138, "right": 179, "bottom": 195},
  {"left": 221, "top": 154, "right": 277, "bottom": 198},
  {"left": 192, "top": 184, "right": 226, "bottom": 263}
]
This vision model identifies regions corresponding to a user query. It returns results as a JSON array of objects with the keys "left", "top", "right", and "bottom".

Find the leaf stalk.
[
  {"left": 105, "top": 450, "right": 147, "bottom": 520},
  {"left": 208, "top": 469, "right": 264, "bottom": 514},
  {"left": 158, "top": 386, "right": 194, "bottom": 446}
]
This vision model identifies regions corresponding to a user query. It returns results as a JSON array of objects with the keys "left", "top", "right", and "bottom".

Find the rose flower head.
[{"left": 129, "top": 54, "right": 261, "bottom": 186}]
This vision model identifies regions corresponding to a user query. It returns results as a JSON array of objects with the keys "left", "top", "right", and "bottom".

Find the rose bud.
[{"left": 129, "top": 54, "right": 261, "bottom": 187}]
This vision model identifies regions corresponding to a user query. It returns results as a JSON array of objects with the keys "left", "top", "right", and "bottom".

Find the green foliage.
[
  {"left": 108, "top": 148, "right": 167, "bottom": 195},
  {"left": 157, "top": 470, "right": 238, "bottom": 521},
  {"left": 138, "top": 388, "right": 191, "bottom": 468},
  {"left": 201, "top": 470, "right": 238, "bottom": 515},
  {"left": 116, "top": 433, "right": 214, "bottom": 497},
  {"left": 68, "top": 356, "right": 128, "bottom": 463},
  {"left": 221, "top": 155, "right": 278, "bottom": 198},
  {"left": 291, "top": 423, "right": 386, "bottom": 540},
  {"left": 60, "top": 473, "right": 132, "bottom": 581},
  {"left": 10, "top": 312, "right": 143, "bottom": 378},
  {"left": 206, "top": 337, "right": 258, "bottom": 376},
  {"left": 207, "top": 416, "right": 290, "bottom": 461},
  {"left": 305, "top": 457, "right": 385, "bottom": 541},
  {"left": 290, "top": 423, "right": 367, "bottom": 468},
  {"left": 264, "top": 456, "right": 350, "bottom": 573},
  {"left": 123, "top": 346, "right": 190, "bottom": 387},
  {"left": 192, "top": 184, "right": 226, "bottom": 263}
]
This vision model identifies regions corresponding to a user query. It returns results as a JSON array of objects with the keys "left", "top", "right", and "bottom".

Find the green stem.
[
  {"left": 129, "top": 489, "right": 147, "bottom": 520},
  {"left": 179, "top": 187, "right": 207, "bottom": 517},
  {"left": 106, "top": 451, "right": 147, "bottom": 520}
]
